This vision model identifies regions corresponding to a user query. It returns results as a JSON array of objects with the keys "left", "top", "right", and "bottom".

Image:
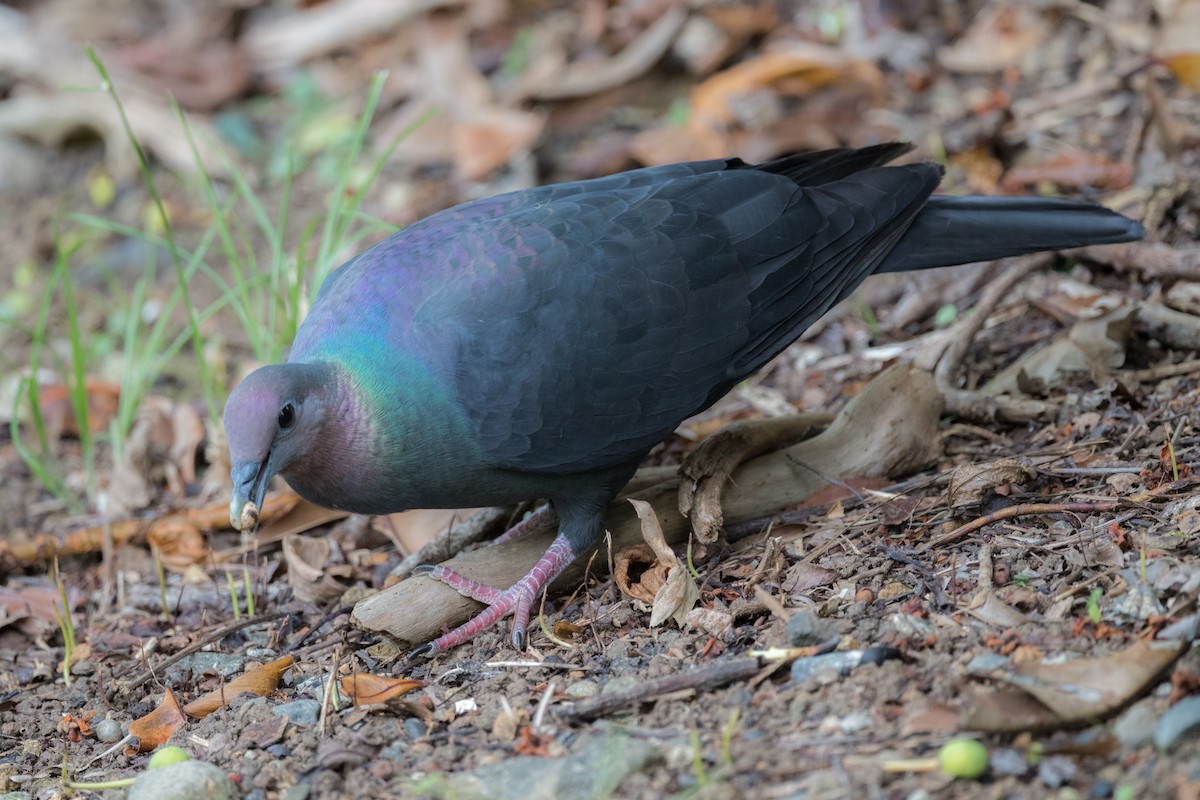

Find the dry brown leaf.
[
  {"left": 526, "top": 6, "right": 687, "bottom": 100},
  {"left": 0, "top": 582, "right": 79, "bottom": 637},
  {"left": 37, "top": 379, "right": 120, "bottom": 440},
  {"left": 147, "top": 518, "right": 209, "bottom": 573},
  {"left": 282, "top": 533, "right": 355, "bottom": 604},
  {"left": 1163, "top": 53, "right": 1200, "bottom": 88},
  {"left": 1001, "top": 150, "right": 1133, "bottom": 193},
  {"left": 613, "top": 542, "right": 667, "bottom": 605},
  {"left": 629, "top": 498, "right": 699, "bottom": 627},
  {"left": 966, "top": 589, "right": 1031, "bottom": 628},
  {"left": 691, "top": 47, "right": 857, "bottom": 128},
  {"left": 412, "top": 12, "right": 545, "bottom": 181},
  {"left": 982, "top": 307, "right": 1134, "bottom": 398},
  {"left": 127, "top": 687, "right": 186, "bottom": 753},
  {"left": 453, "top": 108, "right": 545, "bottom": 182},
  {"left": 939, "top": 4, "right": 1050, "bottom": 74},
  {"left": 339, "top": 673, "right": 424, "bottom": 706},
  {"left": 182, "top": 655, "right": 295, "bottom": 718},
  {"left": 491, "top": 705, "right": 529, "bottom": 743},
  {"left": 964, "top": 638, "right": 1186, "bottom": 732},
  {"left": 674, "top": 6, "right": 778, "bottom": 77},
  {"left": 377, "top": 509, "right": 481, "bottom": 556},
  {"left": 949, "top": 146, "right": 1004, "bottom": 194},
  {"left": 253, "top": 498, "right": 348, "bottom": 547},
  {"left": 782, "top": 562, "right": 839, "bottom": 594},
  {"left": 1158, "top": 1, "right": 1200, "bottom": 88},
  {"left": 946, "top": 458, "right": 1037, "bottom": 509},
  {"left": 552, "top": 620, "right": 584, "bottom": 640},
  {"left": 631, "top": 44, "right": 883, "bottom": 165}
]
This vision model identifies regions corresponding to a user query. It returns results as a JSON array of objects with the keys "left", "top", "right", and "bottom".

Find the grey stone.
[
  {"left": 128, "top": 760, "right": 238, "bottom": 800},
  {"left": 272, "top": 699, "right": 322, "bottom": 727}
]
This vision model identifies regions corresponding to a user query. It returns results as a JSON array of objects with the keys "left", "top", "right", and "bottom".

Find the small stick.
[
  {"left": 556, "top": 657, "right": 761, "bottom": 721},
  {"left": 915, "top": 502, "right": 1119, "bottom": 553}
]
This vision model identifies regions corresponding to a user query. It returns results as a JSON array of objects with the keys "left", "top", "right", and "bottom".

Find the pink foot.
[{"left": 409, "top": 534, "right": 577, "bottom": 658}]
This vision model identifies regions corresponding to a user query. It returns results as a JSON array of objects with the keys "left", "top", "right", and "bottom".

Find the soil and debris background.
[{"left": 2, "top": 0, "right": 1200, "bottom": 798}]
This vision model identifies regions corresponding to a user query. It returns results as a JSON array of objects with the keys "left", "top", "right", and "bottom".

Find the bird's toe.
[{"left": 406, "top": 642, "right": 439, "bottom": 661}]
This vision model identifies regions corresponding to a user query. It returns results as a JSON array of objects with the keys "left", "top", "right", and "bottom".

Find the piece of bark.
[{"left": 351, "top": 364, "right": 943, "bottom": 648}]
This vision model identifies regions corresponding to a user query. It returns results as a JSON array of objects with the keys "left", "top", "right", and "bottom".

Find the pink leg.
[
  {"left": 409, "top": 534, "right": 577, "bottom": 658},
  {"left": 491, "top": 505, "right": 556, "bottom": 545}
]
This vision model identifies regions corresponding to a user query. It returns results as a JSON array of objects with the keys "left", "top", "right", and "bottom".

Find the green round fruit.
[
  {"left": 147, "top": 746, "right": 191, "bottom": 769},
  {"left": 938, "top": 738, "right": 988, "bottom": 779}
]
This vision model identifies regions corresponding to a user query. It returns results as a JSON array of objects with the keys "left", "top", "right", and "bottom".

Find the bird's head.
[{"left": 223, "top": 363, "right": 332, "bottom": 531}]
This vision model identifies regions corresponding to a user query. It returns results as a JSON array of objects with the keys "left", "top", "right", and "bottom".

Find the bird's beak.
[{"left": 230, "top": 460, "right": 269, "bottom": 532}]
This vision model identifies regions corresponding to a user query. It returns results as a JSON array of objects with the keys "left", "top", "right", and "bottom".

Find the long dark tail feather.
[
  {"left": 753, "top": 142, "right": 916, "bottom": 186},
  {"left": 876, "top": 196, "right": 1144, "bottom": 274}
]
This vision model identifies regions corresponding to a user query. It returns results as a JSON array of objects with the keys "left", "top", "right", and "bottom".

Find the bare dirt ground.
[{"left": 3, "top": 1, "right": 1200, "bottom": 798}]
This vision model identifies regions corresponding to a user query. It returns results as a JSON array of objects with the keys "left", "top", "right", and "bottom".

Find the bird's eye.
[{"left": 278, "top": 403, "right": 295, "bottom": 430}]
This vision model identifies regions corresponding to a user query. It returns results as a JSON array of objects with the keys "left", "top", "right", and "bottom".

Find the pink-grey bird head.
[{"left": 223, "top": 363, "right": 333, "bottom": 531}]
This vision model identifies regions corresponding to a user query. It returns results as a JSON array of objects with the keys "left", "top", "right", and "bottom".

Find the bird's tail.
[{"left": 877, "top": 196, "right": 1144, "bottom": 274}]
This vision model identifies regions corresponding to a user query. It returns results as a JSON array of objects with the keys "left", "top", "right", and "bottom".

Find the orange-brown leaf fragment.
[
  {"left": 37, "top": 379, "right": 121, "bottom": 439},
  {"left": 182, "top": 655, "right": 294, "bottom": 718},
  {"left": 127, "top": 687, "right": 186, "bottom": 753},
  {"left": 1164, "top": 53, "right": 1200, "bottom": 88},
  {"left": 339, "top": 673, "right": 424, "bottom": 706}
]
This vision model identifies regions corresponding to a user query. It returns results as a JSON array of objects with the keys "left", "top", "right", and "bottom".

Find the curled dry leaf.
[
  {"left": 147, "top": 518, "right": 208, "bottom": 573},
  {"left": 101, "top": 395, "right": 209, "bottom": 516},
  {"left": 613, "top": 543, "right": 668, "bottom": 605},
  {"left": 628, "top": 498, "right": 699, "bottom": 628},
  {"left": 127, "top": 687, "right": 186, "bottom": 754},
  {"left": 982, "top": 306, "right": 1134, "bottom": 398},
  {"left": 181, "top": 655, "right": 294, "bottom": 718},
  {"left": 282, "top": 533, "right": 355, "bottom": 604},
  {"left": 339, "top": 673, "right": 424, "bottom": 706},
  {"left": 946, "top": 458, "right": 1037, "bottom": 509}
]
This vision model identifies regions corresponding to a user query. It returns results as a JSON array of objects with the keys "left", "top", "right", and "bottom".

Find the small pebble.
[
  {"left": 601, "top": 676, "right": 640, "bottom": 695},
  {"left": 839, "top": 712, "right": 872, "bottom": 734},
  {"left": 273, "top": 699, "right": 322, "bottom": 727},
  {"left": 1155, "top": 695, "right": 1200, "bottom": 750},
  {"left": 785, "top": 610, "right": 829, "bottom": 647},
  {"left": 565, "top": 679, "right": 601, "bottom": 699},
  {"left": 70, "top": 659, "right": 96, "bottom": 676},
  {"left": 1113, "top": 699, "right": 1159, "bottom": 748},
  {"left": 94, "top": 718, "right": 123, "bottom": 743},
  {"left": 405, "top": 718, "right": 428, "bottom": 739},
  {"left": 1037, "top": 755, "right": 1078, "bottom": 788}
]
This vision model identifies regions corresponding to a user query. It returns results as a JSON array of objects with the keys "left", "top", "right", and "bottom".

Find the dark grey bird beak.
[{"left": 230, "top": 460, "right": 269, "bottom": 532}]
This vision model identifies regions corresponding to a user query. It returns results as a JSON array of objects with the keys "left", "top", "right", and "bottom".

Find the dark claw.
[
  {"left": 412, "top": 564, "right": 436, "bottom": 575},
  {"left": 512, "top": 626, "right": 526, "bottom": 651},
  {"left": 406, "top": 642, "right": 439, "bottom": 661}
]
